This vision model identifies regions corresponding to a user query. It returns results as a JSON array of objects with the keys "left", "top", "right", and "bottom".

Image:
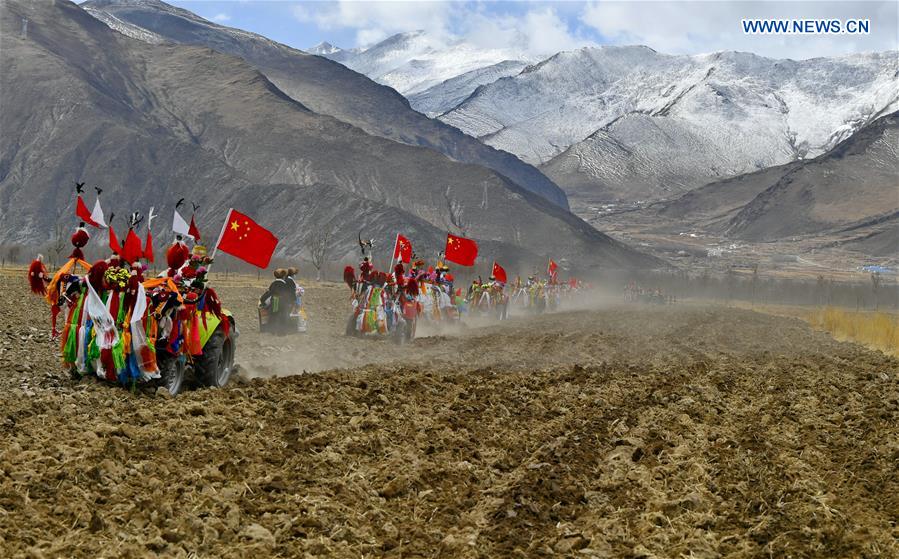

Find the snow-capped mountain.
[
  {"left": 311, "top": 31, "right": 540, "bottom": 103},
  {"left": 306, "top": 41, "right": 360, "bottom": 63},
  {"left": 438, "top": 46, "right": 898, "bottom": 201},
  {"left": 408, "top": 60, "right": 531, "bottom": 117}
]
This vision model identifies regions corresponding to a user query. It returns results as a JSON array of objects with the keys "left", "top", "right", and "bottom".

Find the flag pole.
[
  {"left": 207, "top": 208, "right": 232, "bottom": 273},
  {"left": 387, "top": 233, "right": 398, "bottom": 275}
]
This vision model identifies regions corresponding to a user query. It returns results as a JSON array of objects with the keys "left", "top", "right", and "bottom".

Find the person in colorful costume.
[{"left": 343, "top": 240, "right": 418, "bottom": 341}]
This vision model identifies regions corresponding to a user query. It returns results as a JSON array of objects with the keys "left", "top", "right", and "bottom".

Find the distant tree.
[
  {"left": 751, "top": 265, "right": 760, "bottom": 307},
  {"left": 309, "top": 222, "right": 335, "bottom": 281},
  {"left": 871, "top": 272, "right": 882, "bottom": 311},
  {"left": 48, "top": 218, "right": 67, "bottom": 268},
  {"left": 6, "top": 245, "right": 21, "bottom": 264}
]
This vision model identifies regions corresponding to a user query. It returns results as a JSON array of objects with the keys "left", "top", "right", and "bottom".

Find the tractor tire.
[
  {"left": 197, "top": 323, "right": 235, "bottom": 389},
  {"left": 345, "top": 313, "right": 359, "bottom": 337},
  {"left": 392, "top": 317, "right": 414, "bottom": 345},
  {"left": 156, "top": 352, "right": 185, "bottom": 396}
]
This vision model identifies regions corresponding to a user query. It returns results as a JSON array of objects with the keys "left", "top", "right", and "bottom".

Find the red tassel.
[
  {"left": 204, "top": 288, "right": 223, "bottom": 318},
  {"left": 406, "top": 277, "right": 419, "bottom": 296},
  {"left": 50, "top": 305, "right": 61, "bottom": 338},
  {"left": 28, "top": 259, "right": 48, "bottom": 296},
  {"left": 343, "top": 266, "right": 356, "bottom": 289},
  {"left": 166, "top": 242, "right": 189, "bottom": 272},
  {"left": 88, "top": 260, "right": 108, "bottom": 293},
  {"left": 100, "top": 348, "right": 116, "bottom": 381}
]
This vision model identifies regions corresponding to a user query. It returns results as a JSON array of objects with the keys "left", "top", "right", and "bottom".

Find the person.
[
  {"left": 285, "top": 266, "right": 307, "bottom": 332},
  {"left": 260, "top": 268, "right": 294, "bottom": 334}
]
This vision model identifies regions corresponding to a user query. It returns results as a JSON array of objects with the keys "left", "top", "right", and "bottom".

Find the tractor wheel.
[
  {"left": 197, "top": 323, "right": 235, "bottom": 388},
  {"left": 345, "top": 313, "right": 359, "bottom": 337},
  {"left": 156, "top": 352, "right": 185, "bottom": 396}
]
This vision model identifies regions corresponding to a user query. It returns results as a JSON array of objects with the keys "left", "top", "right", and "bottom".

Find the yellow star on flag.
[{"left": 230, "top": 220, "right": 239, "bottom": 232}]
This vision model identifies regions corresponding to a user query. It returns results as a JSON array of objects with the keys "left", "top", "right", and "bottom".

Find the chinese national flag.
[
  {"left": 548, "top": 259, "right": 558, "bottom": 275},
  {"left": 393, "top": 234, "right": 412, "bottom": 264},
  {"left": 444, "top": 233, "right": 478, "bottom": 266},
  {"left": 216, "top": 209, "right": 279, "bottom": 268},
  {"left": 491, "top": 262, "right": 507, "bottom": 284}
]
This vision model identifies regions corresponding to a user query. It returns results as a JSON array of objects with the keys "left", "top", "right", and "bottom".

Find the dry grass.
[
  {"left": 734, "top": 300, "right": 899, "bottom": 357},
  {"left": 805, "top": 307, "right": 899, "bottom": 357}
]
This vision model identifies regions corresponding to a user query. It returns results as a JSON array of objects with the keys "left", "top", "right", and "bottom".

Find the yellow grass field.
[
  {"left": 805, "top": 307, "right": 899, "bottom": 357},
  {"left": 734, "top": 300, "right": 899, "bottom": 357}
]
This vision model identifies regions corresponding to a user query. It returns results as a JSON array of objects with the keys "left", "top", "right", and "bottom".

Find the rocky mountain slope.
[
  {"left": 0, "top": 0, "right": 653, "bottom": 270},
  {"left": 83, "top": 0, "right": 568, "bottom": 208},
  {"left": 724, "top": 111, "right": 899, "bottom": 243},
  {"left": 437, "top": 46, "right": 897, "bottom": 202},
  {"left": 655, "top": 111, "right": 898, "bottom": 253}
]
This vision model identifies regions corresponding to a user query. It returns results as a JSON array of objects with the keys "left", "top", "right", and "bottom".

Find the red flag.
[
  {"left": 108, "top": 225, "right": 122, "bottom": 255},
  {"left": 188, "top": 216, "right": 201, "bottom": 241},
  {"left": 144, "top": 230, "right": 154, "bottom": 263},
  {"left": 548, "top": 259, "right": 558, "bottom": 275},
  {"left": 123, "top": 229, "right": 143, "bottom": 263},
  {"left": 76, "top": 196, "right": 101, "bottom": 228},
  {"left": 216, "top": 209, "right": 278, "bottom": 268},
  {"left": 393, "top": 234, "right": 412, "bottom": 264},
  {"left": 444, "top": 233, "right": 478, "bottom": 266},
  {"left": 491, "top": 262, "right": 507, "bottom": 284}
]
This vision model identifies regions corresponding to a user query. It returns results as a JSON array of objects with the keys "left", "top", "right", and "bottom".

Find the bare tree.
[
  {"left": 309, "top": 222, "right": 336, "bottom": 281},
  {"left": 6, "top": 245, "right": 21, "bottom": 264},
  {"left": 871, "top": 272, "right": 881, "bottom": 311},
  {"left": 751, "top": 265, "right": 759, "bottom": 308},
  {"left": 48, "top": 219, "right": 67, "bottom": 268}
]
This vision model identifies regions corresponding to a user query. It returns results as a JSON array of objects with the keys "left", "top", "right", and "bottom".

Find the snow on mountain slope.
[
  {"left": 321, "top": 31, "right": 540, "bottom": 97},
  {"left": 439, "top": 46, "right": 899, "bottom": 201},
  {"left": 83, "top": 2, "right": 165, "bottom": 44},
  {"left": 408, "top": 60, "right": 530, "bottom": 117},
  {"left": 306, "top": 41, "right": 360, "bottom": 63}
]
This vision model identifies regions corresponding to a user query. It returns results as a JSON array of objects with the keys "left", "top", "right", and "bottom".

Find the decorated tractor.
[
  {"left": 466, "top": 279, "right": 509, "bottom": 320},
  {"left": 416, "top": 279, "right": 464, "bottom": 326},
  {"left": 28, "top": 219, "right": 237, "bottom": 396},
  {"left": 343, "top": 259, "right": 418, "bottom": 344}
]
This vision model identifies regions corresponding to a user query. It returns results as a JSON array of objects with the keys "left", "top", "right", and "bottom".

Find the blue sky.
[{"left": 158, "top": 1, "right": 896, "bottom": 58}]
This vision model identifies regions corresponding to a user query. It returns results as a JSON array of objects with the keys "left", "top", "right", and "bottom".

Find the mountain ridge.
[
  {"left": 1, "top": 0, "right": 655, "bottom": 271},
  {"left": 83, "top": 0, "right": 570, "bottom": 209},
  {"left": 436, "top": 45, "right": 897, "bottom": 204}
]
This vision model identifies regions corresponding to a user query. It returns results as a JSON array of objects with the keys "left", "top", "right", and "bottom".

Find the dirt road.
[{"left": 1, "top": 270, "right": 897, "bottom": 557}]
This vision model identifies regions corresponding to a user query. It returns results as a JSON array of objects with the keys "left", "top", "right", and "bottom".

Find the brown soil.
[{"left": 0, "top": 269, "right": 897, "bottom": 558}]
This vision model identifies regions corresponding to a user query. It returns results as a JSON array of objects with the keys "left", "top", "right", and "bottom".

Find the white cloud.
[
  {"left": 291, "top": 1, "right": 896, "bottom": 58},
  {"left": 581, "top": 1, "right": 898, "bottom": 59},
  {"left": 459, "top": 5, "right": 592, "bottom": 55},
  {"left": 211, "top": 13, "right": 231, "bottom": 23},
  {"left": 293, "top": 1, "right": 452, "bottom": 47},
  {"left": 292, "top": 1, "right": 590, "bottom": 54}
]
